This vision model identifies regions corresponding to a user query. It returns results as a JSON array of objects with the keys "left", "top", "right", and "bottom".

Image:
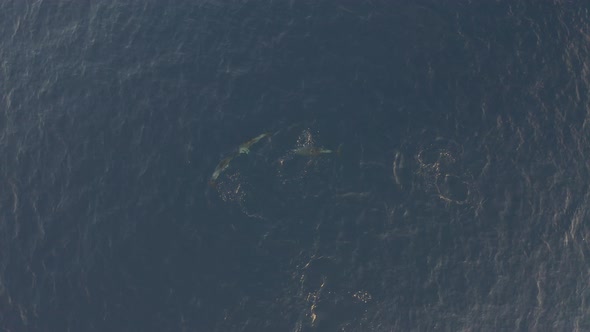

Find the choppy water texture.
[{"left": 1, "top": 1, "right": 590, "bottom": 331}]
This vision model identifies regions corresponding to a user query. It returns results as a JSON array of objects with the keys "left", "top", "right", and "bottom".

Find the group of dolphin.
[{"left": 209, "top": 131, "right": 341, "bottom": 187}]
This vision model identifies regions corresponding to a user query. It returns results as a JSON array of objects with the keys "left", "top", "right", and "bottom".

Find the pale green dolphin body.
[
  {"left": 293, "top": 144, "right": 342, "bottom": 157},
  {"left": 210, "top": 132, "right": 272, "bottom": 187}
]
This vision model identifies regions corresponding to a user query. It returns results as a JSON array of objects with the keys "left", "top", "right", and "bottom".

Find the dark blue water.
[{"left": 1, "top": 1, "right": 590, "bottom": 331}]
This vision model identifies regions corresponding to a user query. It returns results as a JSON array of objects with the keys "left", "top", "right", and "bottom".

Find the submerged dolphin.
[{"left": 293, "top": 144, "right": 342, "bottom": 157}]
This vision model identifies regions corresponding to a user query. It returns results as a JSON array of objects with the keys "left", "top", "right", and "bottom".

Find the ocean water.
[{"left": 1, "top": 1, "right": 590, "bottom": 331}]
